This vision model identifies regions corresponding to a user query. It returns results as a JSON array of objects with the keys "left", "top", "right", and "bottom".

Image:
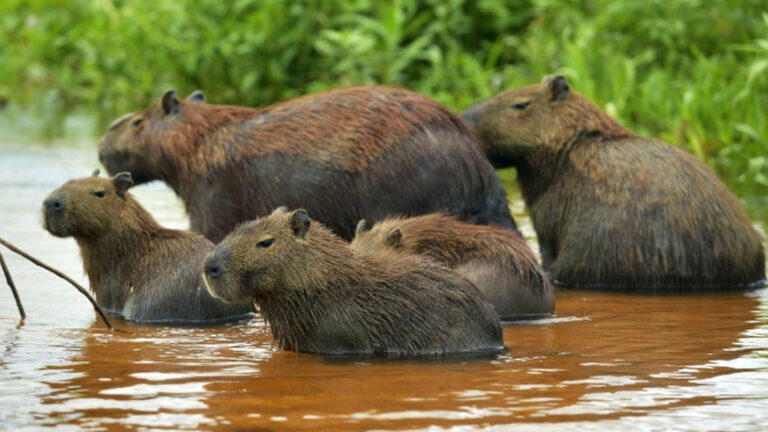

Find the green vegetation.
[{"left": 2, "top": 0, "right": 767, "bottom": 213}]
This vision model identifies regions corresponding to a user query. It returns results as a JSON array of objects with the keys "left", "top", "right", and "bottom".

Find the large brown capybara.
[
  {"left": 42, "top": 170, "right": 254, "bottom": 323},
  {"left": 351, "top": 213, "right": 554, "bottom": 320},
  {"left": 98, "top": 86, "right": 516, "bottom": 243},
  {"left": 202, "top": 207, "right": 503, "bottom": 356},
  {"left": 461, "top": 76, "right": 765, "bottom": 291}
]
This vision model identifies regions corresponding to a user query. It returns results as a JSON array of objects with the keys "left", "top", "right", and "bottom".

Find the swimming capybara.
[
  {"left": 202, "top": 207, "right": 503, "bottom": 356},
  {"left": 461, "top": 76, "right": 765, "bottom": 291},
  {"left": 99, "top": 86, "right": 516, "bottom": 243},
  {"left": 351, "top": 213, "right": 554, "bottom": 320},
  {"left": 42, "top": 170, "right": 254, "bottom": 323}
]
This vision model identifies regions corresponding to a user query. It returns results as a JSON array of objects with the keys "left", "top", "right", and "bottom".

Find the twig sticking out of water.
[
  {"left": 0, "top": 249, "right": 26, "bottom": 320},
  {"left": 0, "top": 237, "right": 114, "bottom": 330}
]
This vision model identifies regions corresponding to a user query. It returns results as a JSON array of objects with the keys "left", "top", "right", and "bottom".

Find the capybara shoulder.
[
  {"left": 203, "top": 208, "right": 503, "bottom": 356},
  {"left": 352, "top": 213, "right": 555, "bottom": 320},
  {"left": 99, "top": 86, "right": 515, "bottom": 242},
  {"left": 42, "top": 170, "right": 253, "bottom": 323},
  {"left": 462, "top": 76, "right": 765, "bottom": 290}
]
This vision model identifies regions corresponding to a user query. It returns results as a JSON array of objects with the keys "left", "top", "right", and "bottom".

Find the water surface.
[{"left": 1, "top": 112, "right": 766, "bottom": 431}]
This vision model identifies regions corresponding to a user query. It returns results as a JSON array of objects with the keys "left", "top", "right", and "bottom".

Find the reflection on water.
[{"left": 1, "top": 118, "right": 767, "bottom": 431}]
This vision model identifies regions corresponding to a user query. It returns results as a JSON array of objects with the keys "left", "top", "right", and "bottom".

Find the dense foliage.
[{"left": 2, "top": 0, "right": 767, "bottom": 206}]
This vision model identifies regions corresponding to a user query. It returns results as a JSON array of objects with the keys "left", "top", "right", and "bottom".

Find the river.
[{"left": 1, "top": 111, "right": 766, "bottom": 431}]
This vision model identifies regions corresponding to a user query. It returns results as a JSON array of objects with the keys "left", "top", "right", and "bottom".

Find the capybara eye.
[
  {"left": 92, "top": 190, "right": 106, "bottom": 198},
  {"left": 511, "top": 101, "right": 531, "bottom": 111},
  {"left": 131, "top": 118, "right": 143, "bottom": 127},
  {"left": 256, "top": 238, "right": 275, "bottom": 248}
]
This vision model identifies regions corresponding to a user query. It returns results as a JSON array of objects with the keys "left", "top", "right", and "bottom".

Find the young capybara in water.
[
  {"left": 42, "top": 170, "right": 254, "bottom": 323},
  {"left": 202, "top": 207, "right": 503, "bottom": 356},
  {"left": 462, "top": 76, "right": 765, "bottom": 291},
  {"left": 98, "top": 86, "right": 516, "bottom": 243},
  {"left": 351, "top": 213, "right": 554, "bottom": 320}
]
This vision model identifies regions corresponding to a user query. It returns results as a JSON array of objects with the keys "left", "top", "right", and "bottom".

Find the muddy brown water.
[{"left": 1, "top": 113, "right": 767, "bottom": 431}]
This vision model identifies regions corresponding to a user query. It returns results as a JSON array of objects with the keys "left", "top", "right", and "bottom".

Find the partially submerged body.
[
  {"left": 203, "top": 208, "right": 503, "bottom": 356},
  {"left": 462, "top": 76, "right": 765, "bottom": 291},
  {"left": 42, "top": 171, "right": 254, "bottom": 323},
  {"left": 352, "top": 213, "right": 554, "bottom": 320}
]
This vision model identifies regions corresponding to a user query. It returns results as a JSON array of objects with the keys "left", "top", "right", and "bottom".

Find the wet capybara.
[
  {"left": 99, "top": 86, "right": 516, "bottom": 243},
  {"left": 42, "top": 170, "right": 254, "bottom": 323},
  {"left": 351, "top": 213, "right": 554, "bottom": 320},
  {"left": 462, "top": 76, "right": 765, "bottom": 291},
  {"left": 203, "top": 207, "right": 503, "bottom": 356}
]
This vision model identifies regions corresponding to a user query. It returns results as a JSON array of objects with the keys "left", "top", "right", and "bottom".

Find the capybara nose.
[
  {"left": 204, "top": 250, "right": 230, "bottom": 280},
  {"left": 461, "top": 104, "right": 480, "bottom": 127},
  {"left": 43, "top": 196, "right": 64, "bottom": 212},
  {"left": 205, "top": 262, "right": 222, "bottom": 280}
]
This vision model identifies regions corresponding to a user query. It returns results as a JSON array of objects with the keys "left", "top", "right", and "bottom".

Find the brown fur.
[
  {"left": 203, "top": 208, "right": 503, "bottom": 356},
  {"left": 99, "top": 86, "right": 516, "bottom": 243},
  {"left": 351, "top": 213, "right": 554, "bottom": 319},
  {"left": 462, "top": 76, "right": 765, "bottom": 291},
  {"left": 42, "top": 171, "right": 254, "bottom": 323}
]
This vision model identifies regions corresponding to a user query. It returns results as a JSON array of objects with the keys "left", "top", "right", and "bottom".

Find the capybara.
[
  {"left": 203, "top": 207, "right": 503, "bottom": 356},
  {"left": 461, "top": 76, "right": 765, "bottom": 291},
  {"left": 99, "top": 86, "right": 516, "bottom": 243},
  {"left": 351, "top": 213, "right": 554, "bottom": 320},
  {"left": 42, "top": 170, "right": 254, "bottom": 323}
]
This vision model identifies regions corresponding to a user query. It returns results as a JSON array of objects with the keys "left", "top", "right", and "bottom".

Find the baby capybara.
[
  {"left": 351, "top": 214, "right": 554, "bottom": 320},
  {"left": 42, "top": 170, "right": 254, "bottom": 323},
  {"left": 99, "top": 86, "right": 516, "bottom": 243},
  {"left": 202, "top": 208, "right": 503, "bottom": 356},
  {"left": 462, "top": 76, "right": 765, "bottom": 291}
]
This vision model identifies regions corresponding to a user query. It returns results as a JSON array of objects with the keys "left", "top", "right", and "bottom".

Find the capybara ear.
[
  {"left": 386, "top": 228, "right": 402, "bottom": 247},
  {"left": 548, "top": 75, "right": 570, "bottom": 101},
  {"left": 112, "top": 172, "right": 134, "bottom": 197},
  {"left": 187, "top": 90, "right": 205, "bottom": 103},
  {"left": 161, "top": 90, "right": 180, "bottom": 115},
  {"left": 289, "top": 209, "right": 311, "bottom": 238},
  {"left": 355, "top": 219, "right": 369, "bottom": 238},
  {"left": 91, "top": 168, "right": 101, "bottom": 177}
]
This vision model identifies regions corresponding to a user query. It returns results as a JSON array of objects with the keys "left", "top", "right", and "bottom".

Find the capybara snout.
[{"left": 42, "top": 191, "right": 67, "bottom": 236}]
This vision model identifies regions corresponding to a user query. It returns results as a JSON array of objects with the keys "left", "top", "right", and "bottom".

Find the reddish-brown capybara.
[
  {"left": 461, "top": 76, "right": 765, "bottom": 291},
  {"left": 351, "top": 213, "right": 554, "bottom": 320},
  {"left": 42, "top": 170, "right": 254, "bottom": 323},
  {"left": 98, "top": 86, "right": 516, "bottom": 243},
  {"left": 202, "top": 207, "right": 503, "bottom": 356}
]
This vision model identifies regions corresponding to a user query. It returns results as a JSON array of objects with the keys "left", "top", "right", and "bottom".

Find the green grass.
[{"left": 2, "top": 0, "right": 767, "bottom": 216}]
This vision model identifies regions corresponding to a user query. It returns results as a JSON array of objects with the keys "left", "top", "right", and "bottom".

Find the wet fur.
[
  {"left": 99, "top": 86, "right": 515, "bottom": 242},
  {"left": 352, "top": 213, "right": 554, "bottom": 319},
  {"left": 462, "top": 78, "right": 765, "bottom": 291},
  {"left": 42, "top": 174, "right": 253, "bottom": 323},
  {"left": 204, "top": 209, "right": 503, "bottom": 356}
]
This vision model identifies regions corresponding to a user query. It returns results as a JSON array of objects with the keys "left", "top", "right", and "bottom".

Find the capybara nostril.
[
  {"left": 205, "top": 263, "right": 222, "bottom": 279},
  {"left": 44, "top": 198, "right": 64, "bottom": 212}
]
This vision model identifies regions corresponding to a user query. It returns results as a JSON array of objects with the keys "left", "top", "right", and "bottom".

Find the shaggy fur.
[
  {"left": 462, "top": 76, "right": 765, "bottom": 291},
  {"left": 42, "top": 171, "right": 254, "bottom": 323},
  {"left": 351, "top": 213, "right": 554, "bottom": 319},
  {"left": 203, "top": 208, "right": 503, "bottom": 356},
  {"left": 99, "top": 86, "right": 516, "bottom": 242}
]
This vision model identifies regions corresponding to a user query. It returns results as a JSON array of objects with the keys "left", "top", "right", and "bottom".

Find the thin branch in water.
[
  {"left": 0, "top": 237, "right": 115, "bottom": 330},
  {"left": 0, "top": 249, "right": 26, "bottom": 320}
]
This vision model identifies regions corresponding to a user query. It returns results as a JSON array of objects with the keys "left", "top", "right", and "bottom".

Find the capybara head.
[
  {"left": 461, "top": 76, "right": 627, "bottom": 162},
  {"left": 204, "top": 207, "right": 324, "bottom": 303},
  {"left": 42, "top": 170, "right": 136, "bottom": 238},
  {"left": 98, "top": 90, "right": 206, "bottom": 183},
  {"left": 352, "top": 218, "right": 404, "bottom": 253}
]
